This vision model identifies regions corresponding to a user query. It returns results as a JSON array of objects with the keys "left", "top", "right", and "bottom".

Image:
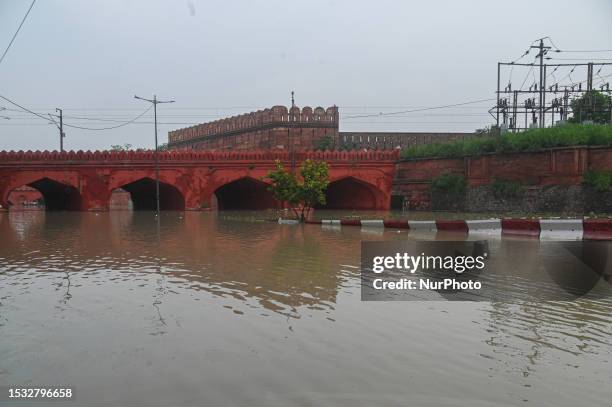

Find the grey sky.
[{"left": 0, "top": 0, "right": 611, "bottom": 151}]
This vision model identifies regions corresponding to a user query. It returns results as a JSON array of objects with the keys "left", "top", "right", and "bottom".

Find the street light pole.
[
  {"left": 56, "top": 108, "right": 64, "bottom": 152},
  {"left": 134, "top": 94, "right": 175, "bottom": 216}
]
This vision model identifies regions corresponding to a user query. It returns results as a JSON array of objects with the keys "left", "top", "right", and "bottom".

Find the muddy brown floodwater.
[{"left": 1, "top": 211, "right": 611, "bottom": 407}]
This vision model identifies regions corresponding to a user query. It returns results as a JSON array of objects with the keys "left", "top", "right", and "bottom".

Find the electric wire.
[
  {"left": 60, "top": 106, "right": 152, "bottom": 130},
  {"left": 556, "top": 49, "right": 612, "bottom": 53},
  {"left": 342, "top": 98, "right": 496, "bottom": 120},
  {"left": 0, "top": 93, "right": 153, "bottom": 130},
  {"left": 518, "top": 57, "right": 537, "bottom": 90},
  {"left": 0, "top": 0, "right": 37, "bottom": 66},
  {"left": 507, "top": 49, "right": 531, "bottom": 85},
  {"left": 546, "top": 57, "right": 612, "bottom": 61}
]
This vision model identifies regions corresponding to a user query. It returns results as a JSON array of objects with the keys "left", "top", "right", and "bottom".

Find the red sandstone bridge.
[{"left": 0, "top": 150, "right": 399, "bottom": 211}]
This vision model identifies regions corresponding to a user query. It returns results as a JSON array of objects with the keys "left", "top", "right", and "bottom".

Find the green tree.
[
  {"left": 110, "top": 143, "right": 133, "bottom": 151},
  {"left": 266, "top": 159, "right": 329, "bottom": 222},
  {"left": 569, "top": 91, "right": 612, "bottom": 124}
]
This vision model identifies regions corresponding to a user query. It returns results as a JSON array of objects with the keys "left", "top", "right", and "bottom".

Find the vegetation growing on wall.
[
  {"left": 490, "top": 177, "right": 525, "bottom": 198},
  {"left": 401, "top": 124, "right": 612, "bottom": 160},
  {"left": 338, "top": 141, "right": 360, "bottom": 151},
  {"left": 313, "top": 136, "right": 334, "bottom": 151},
  {"left": 430, "top": 172, "right": 467, "bottom": 195},
  {"left": 110, "top": 143, "right": 133, "bottom": 151},
  {"left": 111, "top": 143, "right": 167, "bottom": 151},
  {"left": 583, "top": 169, "right": 612, "bottom": 192}
]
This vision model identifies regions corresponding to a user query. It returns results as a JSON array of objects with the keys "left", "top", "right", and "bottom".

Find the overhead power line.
[
  {"left": 1, "top": 104, "right": 493, "bottom": 111},
  {"left": 557, "top": 49, "right": 612, "bottom": 53},
  {"left": 0, "top": 92, "right": 152, "bottom": 130},
  {"left": 342, "top": 98, "right": 496, "bottom": 120},
  {"left": 0, "top": 0, "right": 37, "bottom": 66},
  {"left": 59, "top": 106, "right": 152, "bottom": 130},
  {"left": 546, "top": 57, "right": 612, "bottom": 61},
  {"left": 534, "top": 37, "right": 612, "bottom": 55},
  {"left": 0, "top": 92, "right": 51, "bottom": 122}
]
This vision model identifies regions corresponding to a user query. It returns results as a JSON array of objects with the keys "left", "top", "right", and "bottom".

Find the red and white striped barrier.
[{"left": 302, "top": 218, "right": 612, "bottom": 240}]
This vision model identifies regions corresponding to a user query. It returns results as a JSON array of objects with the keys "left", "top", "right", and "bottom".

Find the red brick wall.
[
  {"left": 392, "top": 158, "right": 465, "bottom": 210},
  {"left": 339, "top": 132, "right": 477, "bottom": 150},
  {"left": 589, "top": 148, "right": 612, "bottom": 171},
  {"left": 393, "top": 146, "right": 612, "bottom": 209},
  {"left": 109, "top": 189, "right": 131, "bottom": 209}
]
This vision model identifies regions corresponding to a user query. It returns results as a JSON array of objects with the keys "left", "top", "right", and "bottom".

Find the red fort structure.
[
  {"left": 4, "top": 104, "right": 607, "bottom": 213},
  {"left": 167, "top": 104, "right": 474, "bottom": 151},
  {"left": 168, "top": 105, "right": 339, "bottom": 151}
]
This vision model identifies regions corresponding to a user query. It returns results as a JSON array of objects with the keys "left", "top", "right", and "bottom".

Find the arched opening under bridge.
[
  {"left": 322, "top": 177, "right": 381, "bottom": 210},
  {"left": 214, "top": 177, "right": 278, "bottom": 210},
  {"left": 117, "top": 178, "right": 185, "bottom": 210},
  {"left": 7, "top": 178, "right": 81, "bottom": 211}
]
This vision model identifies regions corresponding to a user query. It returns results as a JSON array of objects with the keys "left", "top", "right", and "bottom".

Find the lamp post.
[
  {"left": 56, "top": 108, "right": 65, "bottom": 152},
  {"left": 134, "top": 95, "right": 175, "bottom": 215}
]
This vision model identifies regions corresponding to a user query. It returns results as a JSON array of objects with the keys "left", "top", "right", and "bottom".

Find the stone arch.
[
  {"left": 322, "top": 176, "right": 384, "bottom": 210},
  {"left": 4, "top": 176, "right": 82, "bottom": 211},
  {"left": 213, "top": 176, "right": 278, "bottom": 210},
  {"left": 113, "top": 177, "right": 185, "bottom": 211}
]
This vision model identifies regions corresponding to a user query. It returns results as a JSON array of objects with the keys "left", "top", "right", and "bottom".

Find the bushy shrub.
[
  {"left": 583, "top": 170, "right": 612, "bottom": 192},
  {"left": 401, "top": 124, "right": 612, "bottom": 160},
  {"left": 490, "top": 177, "right": 525, "bottom": 198},
  {"left": 431, "top": 172, "right": 467, "bottom": 195},
  {"left": 338, "top": 141, "right": 359, "bottom": 151},
  {"left": 314, "top": 136, "right": 334, "bottom": 151}
]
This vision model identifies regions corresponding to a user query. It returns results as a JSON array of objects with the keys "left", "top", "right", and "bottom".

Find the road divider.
[
  {"left": 303, "top": 217, "right": 612, "bottom": 240},
  {"left": 501, "top": 219, "right": 540, "bottom": 237},
  {"left": 583, "top": 219, "right": 612, "bottom": 240},
  {"left": 435, "top": 219, "right": 468, "bottom": 233},
  {"left": 407, "top": 220, "right": 437, "bottom": 232}
]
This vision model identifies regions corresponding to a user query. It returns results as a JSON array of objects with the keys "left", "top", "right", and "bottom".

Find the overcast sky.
[{"left": 0, "top": 0, "right": 611, "bottom": 151}]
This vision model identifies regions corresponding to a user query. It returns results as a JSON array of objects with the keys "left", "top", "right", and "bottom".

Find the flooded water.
[{"left": 1, "top": 211, "right": 611, "bottom": 407}]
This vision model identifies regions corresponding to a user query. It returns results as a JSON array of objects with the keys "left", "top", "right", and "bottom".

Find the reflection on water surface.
[{"left": 0, "top": 211, "right": 610, "bottom": 407}]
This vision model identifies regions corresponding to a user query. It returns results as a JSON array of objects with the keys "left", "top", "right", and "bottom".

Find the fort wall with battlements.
[
  {"left": 167, "top": 105, "right": 339, "bottom": 150},
  {"left": 166, "top": 105, "right": 480, "bottom": 151}
]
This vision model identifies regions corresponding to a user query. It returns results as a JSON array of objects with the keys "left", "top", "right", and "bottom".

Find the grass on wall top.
[{"left": 400, "top": 124, "right": 612, "bottom": 160}]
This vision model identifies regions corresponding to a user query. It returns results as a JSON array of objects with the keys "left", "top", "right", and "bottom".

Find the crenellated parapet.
[
  {"left": 167, "top": 105, "right": 339, "bottom": 149},
  {"left": 0, "top": 149, "right": 399, "bottom": 163}
]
